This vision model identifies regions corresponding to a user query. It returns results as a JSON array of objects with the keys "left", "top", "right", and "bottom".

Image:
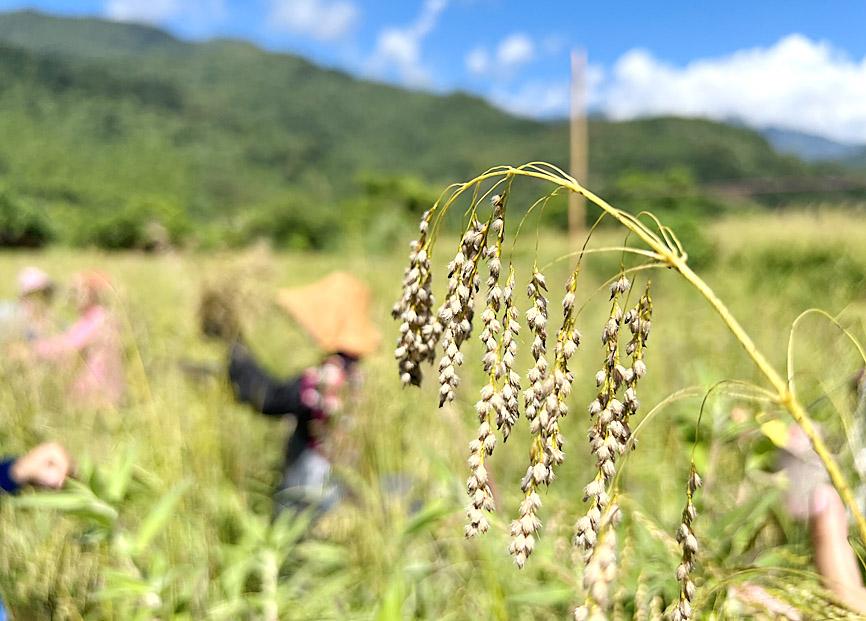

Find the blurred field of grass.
[{"left": 0, "top": 209, "right": 863, "bottom": 618}]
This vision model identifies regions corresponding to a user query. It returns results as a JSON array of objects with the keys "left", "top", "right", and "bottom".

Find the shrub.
[
  {"left": 0, "top": 191, "right": 54, "bottom": 247},
  {"left": 236, "top": 196, "right": 341, "bottom": 251},
  {"left": 76, "top": 197, "right": 190, "bottom": 250},
  {"left": 606, "top": 166, "right": 726, "bottom": 220},
  {"left": 735, "top": 243, "right": 866, "bottom": 301}
]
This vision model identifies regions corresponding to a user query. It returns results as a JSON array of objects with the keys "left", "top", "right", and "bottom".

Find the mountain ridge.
[
  {"left": 761, "top": 126, "right": 866, "bottom": 164},
  {"left": 0, "top": 9, "right": 855, "bottom": 220}
]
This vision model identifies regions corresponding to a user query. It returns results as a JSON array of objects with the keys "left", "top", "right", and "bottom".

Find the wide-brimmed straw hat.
[{"left": 276, "top": 272, "right": 381, "bottom": 357}]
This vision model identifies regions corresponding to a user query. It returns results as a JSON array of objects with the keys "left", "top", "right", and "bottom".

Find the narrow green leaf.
[
  {"left": 106, "top": 447, "right": 138, "bottom": 503},
  {"left": 375, "top": 574, "right": 406, "bottom": 621},
  {"left": 401, "top": 500, "right": 456, "bottom": 538},
  {"left": 131, "top": 482, "right": 189, "bottom": 555},
  {"left": 12, "top": 491, "right": 119, "bottom": 526}
]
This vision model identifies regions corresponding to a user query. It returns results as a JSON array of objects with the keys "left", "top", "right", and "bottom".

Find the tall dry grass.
[{"left": 0, "top": 205, "right": 863, "bottom": 618}]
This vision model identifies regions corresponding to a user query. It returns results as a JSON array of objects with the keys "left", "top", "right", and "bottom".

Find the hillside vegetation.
[{"left": 0, "top": 10, "right": 856, "bottom": 249}]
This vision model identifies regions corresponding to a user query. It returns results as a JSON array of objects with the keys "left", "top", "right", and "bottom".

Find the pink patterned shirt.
[{"left": 33, "top": 305, "right": 125, "bottom": 408}]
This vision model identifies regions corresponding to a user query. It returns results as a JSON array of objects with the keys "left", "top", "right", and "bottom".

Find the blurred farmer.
[
  {"left": 203, "top": 272, "right": 380, "bottom": 516},
  {"left": 0, "top": 442, "right": 72, "bottom": 494},
  {"left": 778, "top": 423, "right": 866, "bottom": 614},
  {"left": 0, "top": 267, "right": 57, "bottom": 344},
  {"left": 0, "top": 441, "right": 72, "bottom": 620},
  {"left": 32, "top": 271, "right": 125, "bottom": 409},
  {"left": 810, "top": 484, "right": 866, "bottom": 613}
]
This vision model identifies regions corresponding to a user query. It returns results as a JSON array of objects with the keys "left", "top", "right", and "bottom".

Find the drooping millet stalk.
[
  {"left": 621, "top": 282, "right": 653, "bottom": 453},
  {"left": 466, "top": 195, "right": 506, "bottom": 537},
  {"left": 392, "top": 209, "right": 440, "bottom": 387},
  {"left": 465, "top": 418, "right": 496, "bottom": 537},
  {"left": 672, "top": 464, "right": 702, "bottom": 621},
  {"left": 634, "top": 575, "right": 651, "bottom": 621},
  {"left": 509, "top": 268, "right": 552, "bottom": 567},
  {"left": 524, "top": 268, "right": 554, "bottom": 484},
  {"left": 392, "top": 163, "right": 866, "bottom": 618},
  {"left": 437, "top": 216, "right": 487, "bottom": 406},
  {"left": 508, "top": 487, "right": 542, "bottom": 568},
  {"left": 497, "top": 267, "right": 522, "bottom": 441},
  {"left": 547, "top": 272, "right": 582, "bottom": 471},
  {"left": 511, "top": 268, "right": 583, "bottom": 568},
  {"left": 574, "top": 501, "right": 622, "bottom": 621},
  {"left": 574, "top": 274, "right": 630, "bottom": 557}
]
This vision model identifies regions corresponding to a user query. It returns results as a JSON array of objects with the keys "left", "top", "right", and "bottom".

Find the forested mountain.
[{"left": 0, "top": 10, "right": 856, "bottom": 248}]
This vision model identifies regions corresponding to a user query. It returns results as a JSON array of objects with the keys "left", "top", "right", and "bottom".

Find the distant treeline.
[
  {"left": 0, "top": 10, "right": 863, "bottom": 252},
  {"left": 0, "top": 169, "right": 730, "bottom": 263}
]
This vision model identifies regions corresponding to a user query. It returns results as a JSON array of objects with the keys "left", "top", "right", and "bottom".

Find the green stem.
[
  {"left": 488, "top": 165, "right": 866, "bottom": 544},
  {"left": 672, "top": 258, "right": 866, "bottom": 543},
  {"left": 261, "top": 550, "right": 279, "bottom": 621}
]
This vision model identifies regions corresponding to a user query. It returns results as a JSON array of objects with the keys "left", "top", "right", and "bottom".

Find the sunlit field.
[{"left": 1, "top": 208, "right": 865, "bottom": 620}]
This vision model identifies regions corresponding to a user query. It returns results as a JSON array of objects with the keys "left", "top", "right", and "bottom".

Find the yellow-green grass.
[{"left": 0, "top": 209, "right": 863, "bottom": 619}]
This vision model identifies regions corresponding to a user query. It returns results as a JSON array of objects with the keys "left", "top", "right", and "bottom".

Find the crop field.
[{"left": 0, "top": 208, "right": 865, "bottom": 620}]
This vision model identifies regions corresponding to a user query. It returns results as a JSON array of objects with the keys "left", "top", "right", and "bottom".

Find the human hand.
[
  {"left": 11, "top": 442, "right": 72, "bottom": 490},
  {"left": 810, "top": 485, "right": 866, "bottom": 614}
]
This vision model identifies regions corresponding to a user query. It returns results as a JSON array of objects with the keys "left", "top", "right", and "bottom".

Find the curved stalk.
[
  {"left": 606, "top": 195, "right": 866, "bottom": 542},
  {"left": 787, "top": 308, "right": 866, "bottom": 396},
  {"left": 445, "top": 165, "right": 866, "bottom": 543},
  {"left": 541, "top": 246, "right": 664, "bottom": 271},
  {"left": 673, "top": 258, "right": 866, "bottom": 543}
]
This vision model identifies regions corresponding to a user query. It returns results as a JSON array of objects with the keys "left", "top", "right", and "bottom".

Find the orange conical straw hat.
[{"left": 275, "top": 271, "right": 381, "bottom": 357}]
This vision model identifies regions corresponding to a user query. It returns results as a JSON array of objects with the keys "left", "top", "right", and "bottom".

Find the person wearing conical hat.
[{"left": 209, "top": 271, "right": 380, "bottom": 516}]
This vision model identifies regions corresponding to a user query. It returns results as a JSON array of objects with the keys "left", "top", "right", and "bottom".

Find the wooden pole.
[{"left": 569, "top": 49, "right": 588, "bottom": 247}]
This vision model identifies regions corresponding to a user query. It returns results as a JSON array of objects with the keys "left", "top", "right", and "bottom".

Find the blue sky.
[{"left": 2, "top": 0, "right": 866, "bottom": 142}]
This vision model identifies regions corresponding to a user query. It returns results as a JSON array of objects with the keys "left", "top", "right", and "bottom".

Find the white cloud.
[
  {"left": 496, "top": 33, "right": 534, "bottom": 71},
  {"left": 466, "top": 32, "right": 536, "bottom": 77},
  {"left": 490, "top": 64, "right": 604, "bottom": 119},
  {"left": 490, "top": 79, "right": 569, "bottom": 118},
  {"left": 465, "top": 46, "right": 489, "bottom": 76},
  {"left": 598, "top": 34, "right": 866, "bottom": 143},
  {"left": 367, "top": 0, "right": 448, "bottom": 87},
  {"left": 105, "top": 0, "right": 180, "bottom": 23},
  {"left": 269, "top": 0, "right": 359, "bottom": 42},
  {"left": 484, "top": 35, "right": 866, "bottom": 142},
  {"left": 104, "top": 0, "right": 225, "bottom": 27}
]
